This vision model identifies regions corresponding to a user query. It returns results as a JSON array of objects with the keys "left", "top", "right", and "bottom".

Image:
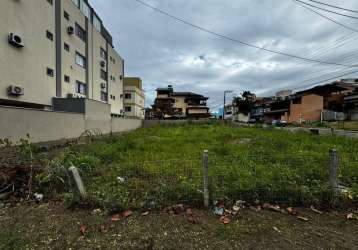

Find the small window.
[
  {"left": 47, "top": 0, "right": 53, "bottom": 5},
  {"left": 76, "top": 81, "right": 87, "bottom": 95},
  {"left": 71, "top": 0, "right": 79, "bottom": 7},
  {"left": 75, "top": 52, "right": 86, "bottom": 68},
  {"left": 64, "top": 43, "right": 70, "bottom": 52},
  {"left": 100, "top": 91, "right": 108, "bottom": 102},
  {"left": 125, "top": 106, "right": 132, "bottom": 112},
  {"left": 64, "top": 11, "right": 70, "bottom": 20},
  {"left": 47, "top": 68, "right": 54, "bottom": 77},
  {"left": 46, "top": 31, "right": 53, "bottom": 41},
  {"left": 100, "top": 47, "right": 107, "bottom": 60},
  {"left": 125, "top": 93, "right": 131, "bottom": 99},
  {"left": 113, "top": 58, "right": 116, "bottom": 64},
  {"left": 75, "top": 23, "right": 86, "bottom": 42},
  {"left": 100, "top": 69, "right": 107, "bottom": 81},
  {"left": 112, "top": 76, "right": 116, "bottom": 82},
  {"left": 64, "top": 75, "right": 70, "bottom": 83}
]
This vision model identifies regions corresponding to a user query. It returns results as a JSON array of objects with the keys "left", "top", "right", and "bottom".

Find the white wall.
[{"left": 0, "top": 106, "right": 143, "bottom": 144}]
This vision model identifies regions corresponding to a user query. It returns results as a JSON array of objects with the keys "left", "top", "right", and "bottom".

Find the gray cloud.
[{"left": 90, "top": 0, "right": 358, "bottom": 110}]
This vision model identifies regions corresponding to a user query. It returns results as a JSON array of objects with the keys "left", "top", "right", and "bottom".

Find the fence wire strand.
[{"left": 102, "top": 152, "right": 357, "bottom": 208}]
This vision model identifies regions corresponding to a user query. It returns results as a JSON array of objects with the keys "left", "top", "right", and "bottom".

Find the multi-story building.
[
  {"left": 123, "top": 77, "right": 145, "bottom": 119},
  {"left": 0, "top": 0, "right": 124, "bottom": 115},
  {"left": 152, "top": 85, "right": 210, "bottom": 119}
]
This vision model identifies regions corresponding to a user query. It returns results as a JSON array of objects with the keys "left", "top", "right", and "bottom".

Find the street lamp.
[{"left": 223, "top": 90, "right": 233, "bottom": 120}]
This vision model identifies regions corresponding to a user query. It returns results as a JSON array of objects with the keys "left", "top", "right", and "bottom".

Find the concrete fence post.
[
  {"left": 68, "top": 166, "right": 87, "bottom": 197},
  {"left": 329, "top": 149, "right": 339, "bottom": 195},
  {"left": 203, "top": 150, "right": 209, "bottom": 208}
]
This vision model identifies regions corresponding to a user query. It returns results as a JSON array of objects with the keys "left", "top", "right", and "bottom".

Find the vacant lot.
[{"left": 26, "top": 123, "right": 358, "bottom": 210}]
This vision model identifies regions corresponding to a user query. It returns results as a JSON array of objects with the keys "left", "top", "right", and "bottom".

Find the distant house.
[
  {"left": 124, "top": 77, "right": 145, "bottom": 119},
  {"left": 224, "top": 103, "right": 234, "bottom": 120},
  {"left": 288, "top": 80, "right": 358, "bottom": 123},
  {"left": 344, "top": 93, "right": 358, "bottom": 121},
  {"left": 152, "top": 85, "right": 210, "bottom": 119}
]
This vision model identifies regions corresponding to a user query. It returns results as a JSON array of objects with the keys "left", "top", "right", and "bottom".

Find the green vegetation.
[{"left": 36, "top": 123, "right": 358, "bottom": 209}]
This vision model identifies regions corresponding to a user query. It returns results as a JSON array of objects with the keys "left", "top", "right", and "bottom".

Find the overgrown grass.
[{"left": 38, "top": 123, "right": 358, "bottom": 209}]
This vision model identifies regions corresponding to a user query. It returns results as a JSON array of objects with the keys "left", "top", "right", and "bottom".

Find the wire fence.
[{"left": 93, "top": 150, "right": 358, "bottom": 209}]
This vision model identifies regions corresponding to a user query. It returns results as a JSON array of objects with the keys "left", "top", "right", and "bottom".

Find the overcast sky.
[{"left": 90, "top": 0, "right": 358, "bottom": 110}]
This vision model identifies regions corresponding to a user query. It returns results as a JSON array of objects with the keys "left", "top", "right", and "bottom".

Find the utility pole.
[{"left": 223, "top": 90, "right": 233, "bottom": 120}]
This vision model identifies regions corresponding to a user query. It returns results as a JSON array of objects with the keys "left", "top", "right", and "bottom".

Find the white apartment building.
[
  {"left": 0, "top": 0, "right": 124, "bottom": 115},
  {"left": 123, "top": 77, "right": 145, "bottom": 119}
]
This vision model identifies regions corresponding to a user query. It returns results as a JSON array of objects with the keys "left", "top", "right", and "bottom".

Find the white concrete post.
[
  {"left": 203, "top": 150, "right": 209, "bottom": 208},
  {"left": 68, "top": 166, "right": 86, "bottom": 197},
  {"left": 329, "top": 149, "right": 339, "bottom": 195}
]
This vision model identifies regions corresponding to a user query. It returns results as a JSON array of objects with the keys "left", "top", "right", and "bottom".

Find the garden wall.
[{"left": 0, "top": 105, "right": 143, "bottom": 144}]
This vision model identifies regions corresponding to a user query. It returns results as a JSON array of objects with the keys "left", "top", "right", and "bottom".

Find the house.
[
  {"left": 0, "top": 0, "right": 124, "bottom": 115},
  {"left": 288, "top": 80, "right": 358, "bottom": 123},
  {"left": 152, "top": 85, "right": 210, "bottom": 119},
  {"left": 224, "top": 103, "right": 234, "bottom": 120},
  {"left": 123, "top": 77, "right": 145, "bottom": 119},
  {"left": 344, "top": 93, "right": 358, "bottom": 121}
]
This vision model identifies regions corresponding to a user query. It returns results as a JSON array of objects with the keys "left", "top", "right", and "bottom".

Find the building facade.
[
  {"left": 151, "top": 85, "right": 210, "bottom": 119},
  {"left": 0, "top": 0, "right": 124, "bottom": 115},
  {"left": 123, "top": 77, "right": 145, "bottom": 119}
]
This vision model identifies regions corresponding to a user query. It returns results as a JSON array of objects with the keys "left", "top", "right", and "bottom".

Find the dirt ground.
[{"left": 1, "top": 202, "right": 357, "bottom": 250}]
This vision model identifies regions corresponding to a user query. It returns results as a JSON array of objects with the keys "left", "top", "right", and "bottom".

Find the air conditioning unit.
[
  {"left": 100, "top": 60, "right": 106, "bottom": 68},
  {"left": 8, "top": 33, "right": 24, "bottom": 48},
  {"left": 100, "top": 83, "right": 106, "bottom": 89},
  {"left": 7, "top": 85, "right": 24, "bottom": 96},
  {"left": 67, "top": 26, "right": 74, "bottom": 35}
]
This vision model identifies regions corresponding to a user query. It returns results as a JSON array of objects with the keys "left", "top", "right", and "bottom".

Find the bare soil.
[{"left": 1, "top": 202, "right": 357, "bottom": 250}]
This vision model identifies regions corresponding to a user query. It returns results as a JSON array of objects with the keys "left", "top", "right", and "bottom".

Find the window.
[
  {"left": 125, "top": 93, "right": 131, "bottom": 99},
  {"left": 64, "top": 43, "right": 70, "bottom": 52},
  {"left": 71, "top": 0, "right": 79, "bottom": 7},
  {"left": 110, "top": 95, "right": 116, "bottom": 100},
  {"left": 47, "top": 0, "right": 53, "bottom": 5},
  {"left": 80, "top": 1, "right": 91, "bottom": 18},
  {"left": 100, "top": 91, "right": 108, "bottom": 102},
  {"left": 47, "top": 68, "right": 54, "bottom": 77},
  {"left": 64, "top": 75, "right": 70, "bottom": 83},
  {"left": 75, "top": 23, "right": 86, "bottom": 42},
  {"left": 75, "top": 52, "right": 86, "bottom": 68},
  {"left": 100, "top": 47, "right": 107, "bottom": 60},
  {"left": 64, "top": 11, "right": 70, "bottom": 20},
  {"left": 93, "top": 15, "right": 101, "bottom": 32},
  {"left": 125, "top": 106, "right": 132, "bottom": 112},
  {"left": 100, "top": 69, "right": 107, "bottom": 81},
  {"left": 76, "top": 81, "right": 87, "bottom": 95},
  {"left": 46, "top": 31, "right": 53, "bottom": 41}
]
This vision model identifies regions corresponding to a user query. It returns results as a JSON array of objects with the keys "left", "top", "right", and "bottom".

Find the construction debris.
[
  {"left": 297, "top": 216, "right": 309, "bottom": 222},
  {"left": 310, "top": 206, "right": 323, "bottom": 215},
  {"left": 213, "top": 206, "right": 224, "bottom": 216},
  {"left": 347, "top": 213, "right": 358, "bottom": 220},
  {"left": 220, "top": 216, "right": 231, "bottom": 224}
]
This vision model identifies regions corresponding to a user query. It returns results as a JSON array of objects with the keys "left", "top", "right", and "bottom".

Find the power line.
[
  {"left": 307, "top": 0, "right": 358, "bottom": 14},
  {"left": 295, "top": 0, "right": 358, "bottom": 20},
  {"left": 292, "top": 68, "right": 358, "bottom": 90},
  {"left": 292, "top": 0, "right": 358, "bottom": 32},
  {"left": 133, "top": 0, "right": 357, "bottom": 68}
]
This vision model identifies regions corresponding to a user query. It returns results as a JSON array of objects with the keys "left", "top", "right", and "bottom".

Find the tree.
[{"left": 233, "top": 91, "right": 256, "bottom": 115}]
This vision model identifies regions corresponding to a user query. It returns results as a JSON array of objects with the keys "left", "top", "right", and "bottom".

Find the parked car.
[
  {"left": 272, "top": 120, "right": 287, "bottom": 127},
  {"left": 247, "top": 119, "right": 257, "bottom": 124}
]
